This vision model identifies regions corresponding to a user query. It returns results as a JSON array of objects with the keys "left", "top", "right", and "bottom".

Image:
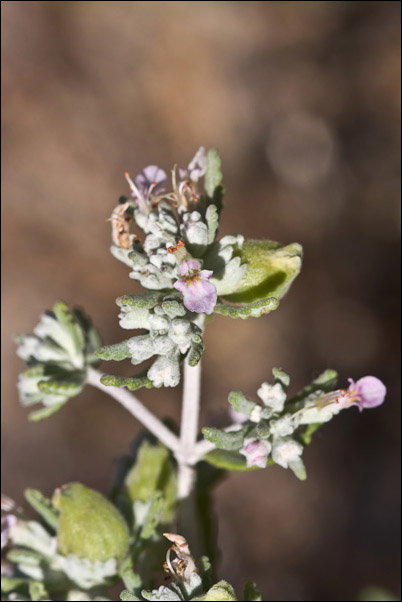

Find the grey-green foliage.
[
  {"left": 203, "top": 369, "right": 343, "bottom": 479},
  {"left": 96, "top": 293, "right": 204, "bottom": 389},
  {"left": 15, "top": 302, "right": 101, "bottom": 421}
]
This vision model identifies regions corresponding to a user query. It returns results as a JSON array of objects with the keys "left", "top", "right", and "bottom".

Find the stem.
[
  {"left": 87, "top": 367, "right": 180, "bottom": 454},
  {"left": 177, "top": 316, "right": 205, "bottom": 499}
]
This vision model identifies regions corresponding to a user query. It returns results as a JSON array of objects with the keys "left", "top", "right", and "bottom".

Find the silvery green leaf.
[
  {"left": 131, "top": 264, "right": 174, "bottom": 290},
  {"left": 288, "top": 457, "right": 307, "bottom": 481},
  {"left": 118, "top": 307, "right": 151, "bottom": 330},
  {"left": 151, "top": 335, "right": 176, "bottom": 356},
  {"left": 24, "top": 489, "right": 59, "bottom": 531},
  {"left": 161, "top": 298, "right": 186, "bottom": 319},
  {"left": 100, "top": 372, "right": 154, "bottom": 391},
  {"left": 56, "top": 555, "right": 117, "bottom": 590},
  {"left": 202, "top": 427, "right": 248, "bottom": 451},
  {"left": 243, "top": 582, "right": 261, "bottom": 601},
  {"left": 9, "top": 520, "right": 55, "bottom": 558},
  {"left": 227, "top": 391, "right": 258, "bottom": 419},
  {"left": 148, "top": 314, "right": 170, "bottom": 333},
  {"left": 7, "top": 549, "right": 43, "bottom": 567},
  {"left": 117, "top": 293, "right": 165, "bottom": 311},
  {"left": 128, "top": 248, "right": 149, "bottom": 267},
  {"left": 168, "top": 319, "right": 193, "bottom": 352},
  {"left": 29, "top": 403, "right": 67, "bottom": 422},
  {"left": 205, "top": 205, "right": 219, "bottom": 245},
  {"left": 205, "top": 148, "right": 223, "bottom": 210},
  {"left": 204, "top": 234, "right": 246, "bottom": 296},
  {"left": 96, "top": 340, "right": 133, "bottom": 362},
  {"left": 17, "top": 366, "right": 47, "bottom": 406},
  {"left": 272, "top": 367, "right": 290, "bottom": 389},
  {"left": 180, "top": 211, "right": 209, "bottom": 255},
  {"left": 111, "top": 244, "right": 136, "bottom": 267},
  {"left": 213, "top": 298, "right": 279, "bottom": 319},
  {"left": 16, "top": 302, "right": 100, "bottom": 420},
  {"left": 147, "top": 354, "right": 180, "bottom": 387},
  {"left": 128, "top": 336, "right": 156, "bottom": 364},
  {"left": 204, "top": 449, "right": 273, "bottom": 472},
  {"left": 297, "top": 401, "right": 343, "bottom": 425},
  {"left": 187, "top": 336, "right": 204, "bottom": 367}
]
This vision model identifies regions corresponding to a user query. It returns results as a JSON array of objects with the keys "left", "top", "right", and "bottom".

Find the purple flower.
[
  {"left": 240, "top": 438, "right": 271, "bottom": 469},
  {"left": 173, "top": 259, "right": 217, "bottom": 315},
  {"left": 135, "top": 165, "right": 167, "bottom": 197},
  {"left": 348, "top": 376, "right": 387, "bottom": 411}
]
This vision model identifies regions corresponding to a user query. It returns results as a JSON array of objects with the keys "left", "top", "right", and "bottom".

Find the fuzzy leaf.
[
  {"left": 204, "top": 449, "right": 274, "bottom": 472},
  {"left": 140, "top": 491, "right": 164, "bottom": 539},
  {"left": 224, "top": 239, "right": 302, "bottom": 304},
  {"left": 117, "top": 293, "right": 165, "bottom": 310},
  {"left": 100, "top": 372, "right": 154, "bottom": 391},
  {"left": 24, "top": 489, "right": 59, "bottom": 531},
  {"left": 125, "top": 441, "right": 177, "bottom": 526},
  {"left": 272, "top": 367, "right": 290, "bottom": 389},
  {"left": 228, "top": 391, "right": 258, "bottom": 417},
  {"left": 214, "top": 297, "right": 279, "bottom": 319},
  {"left": 29, "top": 402, "right": 67, "bottom": 422},
  {"left": 96, "top": 340, "right": 132, "bottom": 361},
  {"left": 202, "top": 427, "right": 248, "bottom": 452},
  {"left": 205, "top": 205, "right": 219, "bottom": 244},
  {"left": 205, "top": 149, "right": 223, "bottom": 211}
]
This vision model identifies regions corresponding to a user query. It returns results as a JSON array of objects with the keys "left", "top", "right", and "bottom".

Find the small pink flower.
[
  {"left": 240, "top": 438, "right": 271, "bottom": 469},
  {"left": 174, "top": 259, "right": 217, "bottom": 315},
  {"left": 348, "top": 376, "right": 387, "bottom": 411}
]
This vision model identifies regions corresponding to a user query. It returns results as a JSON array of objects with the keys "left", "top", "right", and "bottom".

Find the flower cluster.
[
  {"left": 15, "top": 302, "right": 101, "bottom": 421},
  {"left": 96, "top": 292, "right": 204, "bottom": 388},
  {"left": 110, "top": 147, "right": 245, "bottom": 315},
  {"left": 203, "top": 370, "right": 386, "bottom": 478}
]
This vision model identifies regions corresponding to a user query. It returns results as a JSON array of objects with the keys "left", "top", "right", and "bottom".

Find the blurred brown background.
[{"left": 1, "top": 2, "right": 401, "bottom": 600}]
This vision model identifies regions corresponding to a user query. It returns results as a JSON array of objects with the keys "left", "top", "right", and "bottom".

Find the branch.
[{"left": 86, "top": 367, "right": 180, "bottom": 454}]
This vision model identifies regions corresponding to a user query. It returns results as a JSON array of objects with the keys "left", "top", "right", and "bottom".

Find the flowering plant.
[{"left": 2, "top": 148, "right": 386, "bottom": 601}]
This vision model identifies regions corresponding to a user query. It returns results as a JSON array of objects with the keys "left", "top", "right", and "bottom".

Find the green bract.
[
  {"left": 53, "top": 483, "right": 130, "bottom": 565},
  {"left": 223, "top": 239, "right": 303, "bottom": 304}
]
